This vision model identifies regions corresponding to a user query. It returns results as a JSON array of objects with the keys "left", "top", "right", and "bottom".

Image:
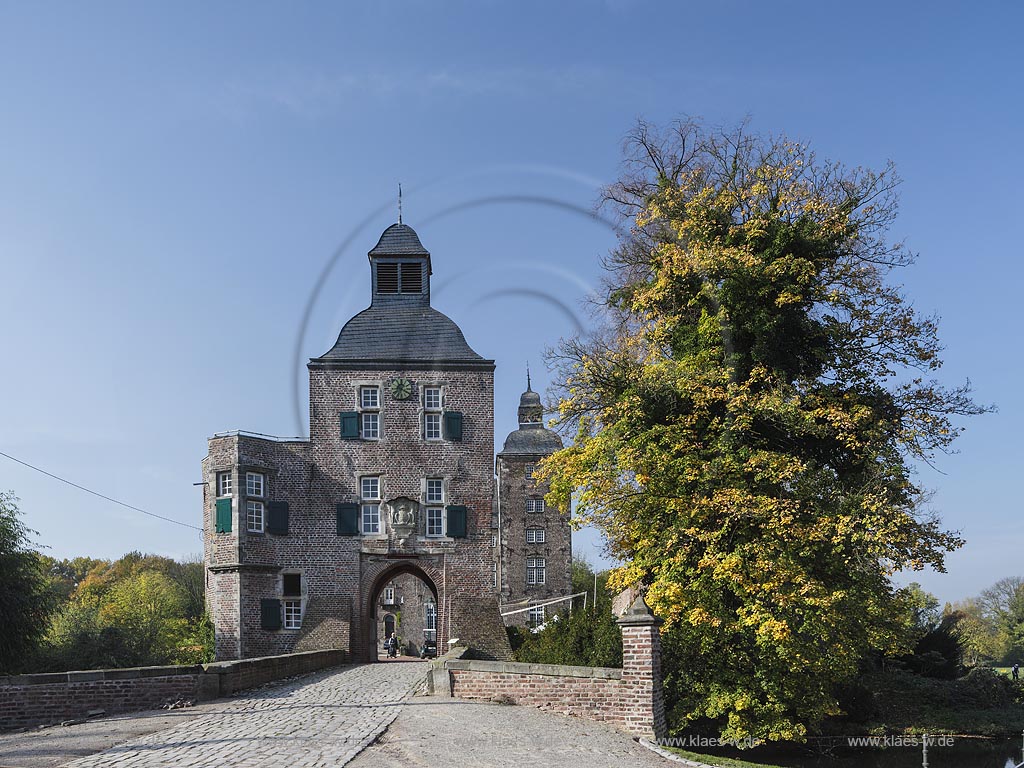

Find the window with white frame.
[
  {"left": 424, "top": 477, "right": 444, "bottom": 537},
  {"left": 425, "top": 601, "right": 437, "bottom": 632},
  {"left": 426, "top": 506, "right": 444, "bottom": 537},
  {"left": 525, "top": 464, "right": 535, "bottom": 481},
  {"left": 526, "top": 556, "right": 546, "bottom": 585},
  {"left": 526, "top": 527, "right": 545, "bottom": 544},
  {"left": 360, "top": 386, "right": 381, "bottom": 440},
  {"left": 383, "top": 586, "right": 395, "bottom": 604},
  {"left": 362, "top": 412, "right": 380, "bottom": 439},
  {"left": 424, "top": 386, "right": 442, "bottom": 411},
  {"left": 361, "top": 476, "right": 381, "bottom": 534},
  {"left": 425, "top": 478, "right": 444, "bottom": 504},
  {"left": 490, "top": 534, "right": 497, "bottom": 548},
  {"left": 283, "top": 600, "right": 302, "bottom": 629},
  {"left": 360, "top": 386, "right": 380, "bottom": 409},
  {"left": 528, "top": 605, "right": 545, "bottom": 627},
  {"left": 246, "top": 500, "right": 265, "bottom": 532},
  {"left": 216, "top": 472, "right": 232, "bottom": 497},
  {"left": 245, "top": 472, "right": 265, "bottom": 497},
  {"left": 491, "top": 561, "right": 497, "bottom": 587},
  {"left": 423, "top": 386, "right": 442, "bottom": 440},
  {"left": 526, "top": 498, "right": 545, "bottom": 514},
  {"left": 282, "top": 573, "right": 302, "bottom": 630}
]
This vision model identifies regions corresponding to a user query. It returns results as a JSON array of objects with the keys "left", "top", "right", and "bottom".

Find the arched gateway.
[
  {"left": 369, "top": 563, "right": 438, "bottom": 658},
  {"left": 203, "top": 222, "right": 512, "bottom": 663}
]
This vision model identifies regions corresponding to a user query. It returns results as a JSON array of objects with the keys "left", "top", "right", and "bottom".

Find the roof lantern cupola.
[
  {"left": 368, "top": 222, "right": 432, "bottom": 308},
  {"left": 314, "top": 221, "right": 490, "bottom": 366},
  {"left": 517, "top": 366, "right": 544, "bottom": 426},
  {"left": 500, "top": 366, "right": 563, "bottom": 456}
]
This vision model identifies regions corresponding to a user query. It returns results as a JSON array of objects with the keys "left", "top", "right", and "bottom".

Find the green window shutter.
[
  {"left": 340, "top": 412, "right": 360, "bottom": 439},
  {"left": 443, "top": 411, "right": 463, "bottom": 442},
  {"left": 215, "top": 498, "right": 232, "bottom": 533},
  {"left": 446, "top": 505, "right": 468, "bottom": 538},
  {"left": 260, "top": 598, "right": 282, "bottom": 630},
  {"left": 336, "top": 503, "right": 359, "bottom": 535},
  {"left": 266, "top": 501, "right": 289, "bottom": 535}
]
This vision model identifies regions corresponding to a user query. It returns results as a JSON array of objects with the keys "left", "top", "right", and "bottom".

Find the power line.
[{"left": 0, "top": 450, "right": 203, "bottom": 531}]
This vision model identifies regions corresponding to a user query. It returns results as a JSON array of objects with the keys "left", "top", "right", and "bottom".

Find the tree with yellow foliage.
[{"left": 542, "top": 119, "right": 989, "bottom": 742}]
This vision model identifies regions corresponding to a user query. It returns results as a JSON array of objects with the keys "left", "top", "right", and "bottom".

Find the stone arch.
[{"left": 360, "top": 559, "right": 444, "bottom": 662}]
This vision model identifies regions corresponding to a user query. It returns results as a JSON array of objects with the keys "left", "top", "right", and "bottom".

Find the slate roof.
[
  {"left": 500, "top": 423, "right": 563, "bottom": 455},
  {"left": 314, "top": 304, "right": 487, "bottom": 363},
  {"left": 369, "top": 223, "right": 430, "bottom": 256}
]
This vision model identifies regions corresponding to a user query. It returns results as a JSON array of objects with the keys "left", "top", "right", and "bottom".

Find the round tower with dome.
[{"left": 495, "top": 372, "right": 573, "bottom": 627}]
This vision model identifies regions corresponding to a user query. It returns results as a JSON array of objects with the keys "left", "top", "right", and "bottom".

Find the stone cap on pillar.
[{"left": 616, "top": 593, "right": 664, "bottom": 627}]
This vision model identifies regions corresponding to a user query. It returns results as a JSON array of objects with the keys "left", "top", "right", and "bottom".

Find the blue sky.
[{"left": 1, "top": 1, "right": 1020, "bottom": 605}]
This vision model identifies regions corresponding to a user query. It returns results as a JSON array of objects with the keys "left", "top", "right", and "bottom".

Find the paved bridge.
[{"left": 0, "top": 661, "right": 668, "bottom": 768}]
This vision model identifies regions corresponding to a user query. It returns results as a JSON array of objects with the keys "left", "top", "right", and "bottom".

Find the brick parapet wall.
[
  {"left": 0, "top": 669, "right": 199, "bottom": 732},
  {"left": 444, "top": 595, "right": 667, "bottom": 739},
  {"left": 0, "top": 649, "right": 347, "bottom": 731}
]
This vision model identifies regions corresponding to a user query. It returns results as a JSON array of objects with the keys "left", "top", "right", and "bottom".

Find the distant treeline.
[{"left": 28, "top": 551, "right": 214, "bottom": 673}]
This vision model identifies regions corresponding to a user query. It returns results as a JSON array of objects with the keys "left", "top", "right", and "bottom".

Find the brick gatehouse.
[{"left": 202, "top": 222, "right": 571, "bottom": 662}]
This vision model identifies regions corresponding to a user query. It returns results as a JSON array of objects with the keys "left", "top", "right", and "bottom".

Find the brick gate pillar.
[{"left": 617, "top": 594, "right": 667, "bottom": 741}]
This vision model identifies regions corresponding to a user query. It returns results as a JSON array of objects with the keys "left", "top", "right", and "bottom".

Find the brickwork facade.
[
  {"left": 496, "top": 385, "right": 573, "bottom": 627},
  {"left": 204, "top": 223, "right": 511, "bottom": 662}
]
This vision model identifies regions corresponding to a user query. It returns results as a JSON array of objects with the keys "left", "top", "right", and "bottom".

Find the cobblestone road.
[{"left": 58, "top": 661, "right": 427, "bottom": 768}]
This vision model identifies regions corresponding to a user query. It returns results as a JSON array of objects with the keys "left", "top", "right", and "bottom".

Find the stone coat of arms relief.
[{"left": 386, "top": 497, "right": 419, "bottom": 545}]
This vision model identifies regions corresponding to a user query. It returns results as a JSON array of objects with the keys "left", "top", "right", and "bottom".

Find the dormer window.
[{"left": 376, "top": 262, "right": 423, "bottom": 295}]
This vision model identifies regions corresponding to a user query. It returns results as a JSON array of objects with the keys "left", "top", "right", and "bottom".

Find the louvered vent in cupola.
[
  {"left": 400, "top": 263, "right": 422, "bottom": 293},
  {"left": 376, "top": 263, "right": 399, "bottom": 293}
]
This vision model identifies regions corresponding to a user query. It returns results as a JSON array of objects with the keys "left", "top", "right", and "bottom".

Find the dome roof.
[
  {"left": 314, "top": 304, "right": 486, "bottom": 363},
  {"left": 500, "top": 423, "right": 563, "bottom": 455},
  {"left": 369, "top": 223, "right": 430, "bottom": 256},
  {"left": 519, "top": 389, "right": 542, "bottom": 408},
  {"left": 502, "top": 377, "right": 562, "bottom": 456}
]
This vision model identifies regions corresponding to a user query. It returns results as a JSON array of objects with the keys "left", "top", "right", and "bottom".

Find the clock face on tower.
[{"left": 389, "top": 377, "right": 413, "bottom": 400}]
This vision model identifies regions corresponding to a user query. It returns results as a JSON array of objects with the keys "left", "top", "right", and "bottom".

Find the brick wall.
[
  {"left": 0, "top": 668, "right": 199, "bottom": 731},
  {"left": 449, "top": 661, "right": 622, "bottom": 711},
  {"left": 207, "top": 649, "right": 348, "bottom": 696},
  {"left": 0, "top": 650, "right": 347, "bottom": 732},
  {"left": 442, "top": 595, "right": 667, "bottom": 740},
  {"left": 496, "top": 452, "right": 572, "bottom": 626}
]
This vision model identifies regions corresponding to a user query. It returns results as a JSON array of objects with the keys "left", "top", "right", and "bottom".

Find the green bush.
[
  {"left": 834, "top": 680, "right": 878, "bottom": 724},
  {"left": 511, "top": 608, "right": 622, "bottom": 668},
  {"left": 954, "top": 666, "right": 1015, "bottom": 708}
]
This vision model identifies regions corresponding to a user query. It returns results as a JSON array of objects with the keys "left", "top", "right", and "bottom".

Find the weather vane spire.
[
  {"left": 526, "top": 361, "right": 532, "bottom": 391},
  {"left": 398, "top": 182, "right": 403, "bottom": 224}
]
